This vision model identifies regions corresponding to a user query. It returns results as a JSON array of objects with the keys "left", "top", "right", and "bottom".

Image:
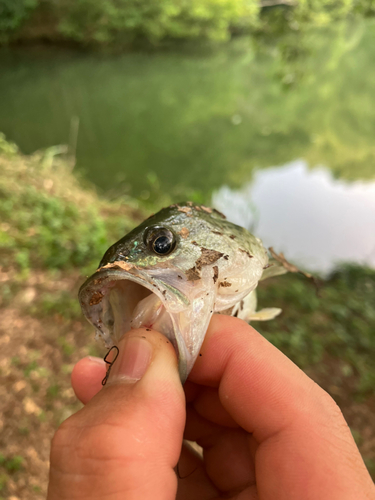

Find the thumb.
[{"left": 48, "top": 329, "right": 185, "bottom": 500}]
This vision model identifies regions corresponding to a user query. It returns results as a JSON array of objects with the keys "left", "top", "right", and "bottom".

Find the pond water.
[
  {"left": 213, "top": 161, "right": 375, "bottom": 275},
  {"left": 1, "top": 20, "right": 375, "bottom": 273}
]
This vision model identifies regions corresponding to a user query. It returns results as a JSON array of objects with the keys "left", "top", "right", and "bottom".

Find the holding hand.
[{"left": 48, "top": 316, "right": 375, "bottom": 499}]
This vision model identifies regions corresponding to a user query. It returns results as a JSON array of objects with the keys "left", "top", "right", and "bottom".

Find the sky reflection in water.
[{"left": 212, "top": 161, "right": 375, "bottom": 275}]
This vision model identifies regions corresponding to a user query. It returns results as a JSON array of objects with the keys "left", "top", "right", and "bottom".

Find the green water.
[{"left": 1, "top": 20, "right": 375, "bottom": 199}]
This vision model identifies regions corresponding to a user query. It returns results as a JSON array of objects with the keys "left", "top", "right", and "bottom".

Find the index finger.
[{"left": 188, "top": 315, "right": 375, "bottom": 500}]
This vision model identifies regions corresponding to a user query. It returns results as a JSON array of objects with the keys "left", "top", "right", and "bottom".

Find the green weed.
[
  {"left": 10, "top": 356, "right": 21, "bottom": 366},
  {"left": 365, "top": 458, "right": 375, "bottom": 477},
  {"left": 0, "top": 455, "right": 24, "bottom": 473},
  {"left": 1, "top": 0, "right": 372, "bottom": 48},
  {"left": 257, "top": 265, "right": 375, "bottom": 396},
  {"left": 0, "top": 136, "right": 138, "bottom": 273},
  {"left": 47, "top": 383, "right": 60, "bottom": 399},
  {"left": 23, "top": 360, "right": 38, "bottom": 377},
  {"left": 0, "top": 473, "right": 7, "bottom": 492},
  {"left": 57, "top": 337, "right": 75, "bottom": 357},
  {"left": 37, "top": 411, "right": 47, "bottom": 422},
  {"left": 28, "top": 289, "right": 83, "bottom": 321},
  {"left": 350, "top": 428, "right": 363, "bottom": 446},
  {"left": 87, "top": 343, "right": 103, "bottom": 358}
]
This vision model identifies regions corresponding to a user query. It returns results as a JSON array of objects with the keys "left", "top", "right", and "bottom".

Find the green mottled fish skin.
[
  {"left": 99, "top": 203, "right": 267, "bottom": 273},
  {"left": 80, "top": 202, "right": 270, "bottom": 383}
]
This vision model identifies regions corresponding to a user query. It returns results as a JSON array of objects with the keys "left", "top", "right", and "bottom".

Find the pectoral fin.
[
  {"left": 260, "top": 259, "right": 288, "bottom": 281},
  {"left": 232, "top": 289, "right": 282, "bottom": 323},
  {"left": 247, "top": 307, "right": 282, "bottom": 321}
]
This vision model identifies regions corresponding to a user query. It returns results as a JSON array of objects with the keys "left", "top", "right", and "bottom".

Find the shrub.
[
  {"left": 0, "top": 135, "right": 137, "bottom": 271},
  {"left": 0, "top": 0, "right": 39, "bottom": 37},
  {"left": 293, "top": 0, "right": 355, "bottom": 25},
  {"left": 55, "top": 0, "right": 259, "bottom": 44}
]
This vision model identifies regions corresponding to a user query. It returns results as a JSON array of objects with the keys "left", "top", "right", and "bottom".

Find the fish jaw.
[
  {"left": 78, "top": 202, "right": 271, "bottom": 382},
  {"left": 78, "top": 263, "right": 218, "bottom": 383}
]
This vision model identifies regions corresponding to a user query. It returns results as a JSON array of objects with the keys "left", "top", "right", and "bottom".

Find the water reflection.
[
  {"left": 212, "top": 161, "right": 375, "bottom": 275},
  {"left": 1, "top": 21, "right": 375, "bottom": 196}
]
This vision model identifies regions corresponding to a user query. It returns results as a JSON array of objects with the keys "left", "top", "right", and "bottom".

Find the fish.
[{"left": 78, "top": 202, "right": 287, "bottom": 383}]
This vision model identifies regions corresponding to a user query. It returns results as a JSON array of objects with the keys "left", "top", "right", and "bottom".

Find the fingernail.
[
  {"left": 108, "top": 336, "right": 153, "bottom": 383},
  {"left": 87, "top": 356, "right": 106, "bottom": 366}
]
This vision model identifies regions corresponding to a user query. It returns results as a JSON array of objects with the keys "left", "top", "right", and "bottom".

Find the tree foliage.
[
  {"left": 0, "top": 0, "right": 38, "bottom": 37},
  {"left": 55, "top": 0, "right": 258, "bottom": 44},
  {"left": 1, "top": 0, "right": 375, "bottom": 45}
]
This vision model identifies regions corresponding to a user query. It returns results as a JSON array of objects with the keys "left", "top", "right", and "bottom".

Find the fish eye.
[{"left": 144, "top": 227, "right": 176, "bottom": 256}]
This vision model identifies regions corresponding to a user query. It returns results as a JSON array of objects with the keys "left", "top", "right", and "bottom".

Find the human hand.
[{"left": 47, "top": 315, "right": 375, "bottom": 499}]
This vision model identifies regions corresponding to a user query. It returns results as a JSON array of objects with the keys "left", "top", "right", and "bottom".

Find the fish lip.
[{"left": 78, "top": 266, "right": 190, "bottom": 382}]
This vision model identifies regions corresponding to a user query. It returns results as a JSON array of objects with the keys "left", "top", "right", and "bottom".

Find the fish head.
[{"left": 79, "top": 203, "right": 268, "bottom": 382}]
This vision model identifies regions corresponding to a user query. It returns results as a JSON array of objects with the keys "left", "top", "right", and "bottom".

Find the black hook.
[{"left": 101, "top": 345, "right": 119, "bottom": 386}]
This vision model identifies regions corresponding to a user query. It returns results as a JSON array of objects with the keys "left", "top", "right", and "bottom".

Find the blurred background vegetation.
[
  {"left": 0, "top": 0, "right": 375, "bottom": 46},
  {"left": 0, "top": 1, "right": 375, "bottom": 498}
]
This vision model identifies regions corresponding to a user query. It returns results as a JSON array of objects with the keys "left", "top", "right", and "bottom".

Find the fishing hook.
[{"left": 101, "top": 345, "right": 119, "bottom": 386}]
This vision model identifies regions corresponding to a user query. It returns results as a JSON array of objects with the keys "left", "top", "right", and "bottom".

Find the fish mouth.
[{"left": 78, "top": 265, "right": 216, "bottom": 383}]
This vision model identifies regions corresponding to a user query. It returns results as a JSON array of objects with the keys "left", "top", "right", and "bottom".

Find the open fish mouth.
[
  {"left": 78, "top": 263, "right": 217, "bottom": 383},
  {"left": 78, "top": 203, "right": 279, "bottom": 383}
]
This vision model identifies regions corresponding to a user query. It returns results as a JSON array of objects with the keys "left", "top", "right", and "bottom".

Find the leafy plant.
[
  {"left": 0, "top": 455, "right": 24, "bottom": 472},
  {"left": 0, "top": 472, "right": 7, "bottom": 492},
  {"left": 1, "top": 0, "right": 375, "bottom": 46},
  {"left": 257, "top": 265, "right": 375, "bottom": 396},
  {"left": 0, "top": 0, "right": 39, "bottom": 37},
  {"left": 55, "top": 0, "right": 258, "bottom": 44},
  {"left": 0, "top": 133, "right": 18, "bottom": 156},
  {"left": 0, "top": 135, "right": 137, "bottom": 272}
]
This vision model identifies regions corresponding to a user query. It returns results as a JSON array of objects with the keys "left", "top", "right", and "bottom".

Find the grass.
[
  {"left": 0, "top": 455, "right": 24, "bottom": 473},
  {"left": 0, "top": 133, "right": 143, "bottom": 276},
  {"left": 29, "top": 290, "right": 83, "bottom": 320},
  {"left": 257, "top": 266, "right": 375, "bottom": 397},
  {"left": 0, "top": 475, "right": 7, "bottom": 494}
]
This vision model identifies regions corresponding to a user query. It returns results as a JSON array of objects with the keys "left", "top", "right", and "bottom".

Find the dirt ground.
[{"left": 0, "top": 271, "right": 374, "bottom": 499}]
